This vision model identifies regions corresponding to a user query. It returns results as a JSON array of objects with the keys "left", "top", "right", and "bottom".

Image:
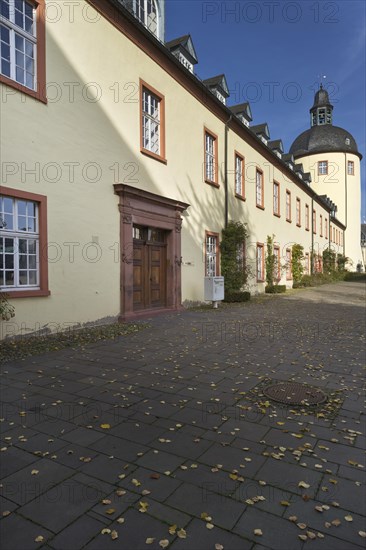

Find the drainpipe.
[
  {"left": 344, "top": 153, "right": 348, "bottom": 257},
  {"left": 311, "top": 197, "right": 314, "bottom": 274},
  {"left": 224, "top": 114, "right": 233, "bottom": 228}
]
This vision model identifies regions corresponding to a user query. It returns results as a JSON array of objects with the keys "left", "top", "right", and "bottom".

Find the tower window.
[
  {"left": 318, "top": 161, "right": 328, "bottom": 175},
  {"left": 347, "top": 161, "right": 354, "bottom": 175},
  {"left": 318, "top": 108, "right": 326, "bottom": 125},
  {"left": 345, "top": 138, "right": 350, "bottom": 145}
]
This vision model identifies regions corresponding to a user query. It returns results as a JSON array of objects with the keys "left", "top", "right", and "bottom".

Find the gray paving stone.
[
  {"left": 84, "top": 508, "right": 175, "bottom": 549},
  {"left": 198, "top": 444, "right": 266, "bottom": 477},
  {"left": 233, "top": 507, "right": 302, "bottom": 549},
  {"left": 136, "top": 449, "right": 184, "bottom": 473},
  {"left": 78, "top": 454, "right": 136, "bottom": 484},
  {"left": 60, "top": 426, "right": 106, "bottom": 446},
  {"left": 255, "top": 458, "right": 323, "bottom": 496},
  {"left": 2, "top": 458, "right": 75, "bottom": 505},
  {"left": 0, "top": 445, "right": 39, "bottom": 478},
  {"left": 89, "top": 434, "right": 148, "bottom": 462},
  {"left": 283, "top": 497, "right": 366, "bottom": 547},
  {"left": 18, "top": 479, "right": 99, "bottom": 532},
  {"left": 166, "top": 483, "right": 245, "bottom": 530},
  {"left": 48, "top": 515, "right": 105, "bottom": 550},
  {"left": 0, "top": 513, "right": 53, "bottom": 550},
  {"left": 169, "top": 518, "right": 253, "bottom": 550},
  {"left": 117, "top": 466, "right": 182, "bottom": 501}
]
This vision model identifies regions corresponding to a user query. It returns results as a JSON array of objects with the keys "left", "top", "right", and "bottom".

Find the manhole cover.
[{"left": 263, "top": 382, "right": 327, "bottom": 406}]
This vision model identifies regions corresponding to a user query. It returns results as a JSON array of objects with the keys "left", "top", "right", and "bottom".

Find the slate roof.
[{"left": 289, "top": 125, "right": 362, "bottom": 159}]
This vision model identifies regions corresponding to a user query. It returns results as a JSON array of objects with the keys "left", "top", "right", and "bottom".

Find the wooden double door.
[{"left": 133, "top": 226, "right": 167, "bottom": 311}]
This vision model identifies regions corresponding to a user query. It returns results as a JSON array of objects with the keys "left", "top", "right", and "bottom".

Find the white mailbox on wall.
[{"left": 204, "top": 277, "right": 225, "bottom": 302}]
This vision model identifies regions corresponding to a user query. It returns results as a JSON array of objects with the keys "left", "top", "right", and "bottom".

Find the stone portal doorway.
[{"left": 114, "top": 184, "right": 189, "bottom": 321}]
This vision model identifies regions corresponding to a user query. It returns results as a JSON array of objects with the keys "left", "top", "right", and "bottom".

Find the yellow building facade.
[{"left": 0, "top": 0, "right": 362, "bottom": 338}]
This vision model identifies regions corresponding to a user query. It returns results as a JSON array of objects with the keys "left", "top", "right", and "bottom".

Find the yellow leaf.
[
  {"left": 159, "top": 540, "right": 169, "bottom": 549},
  {"left": 116, "top": 517, "right": 125, "bottom": 524},
  {"left": 146, "top": 538, "right": 155, "bottom": 544},
  {"left": 254, "top": 529, "right": 263, "bottom": 536},
  {"left": 206, "top": 523, "right": 214, "bottom": 530},
  {"left": 280, "top": 500, "right": 290, "bottom": 507},
  {"left": 101, "top": 529, "right": 111, "bottom": 535},
  {"left": 139, "top": 501, "right": 149, "bottom": 513},
  {"left": 168, "top": 524, "right": 177, "bottom": 535},
  {"left": 105, "top": 508, "right": 116, "bottom": 515},
  {"left": 177, "top": 528, "right": 186, "bottom": 539},
  {"left": 34, "top": 536, "right": 44, "bottom": 543},
  {"left": 229, "top": 474, "right": 238, "bottom": 480},
  {"left": 100, "top": 424, "right": 111, "bottom": 429},
  {"left": 111, "top": 530, "right": 118, "bottom": 540}
]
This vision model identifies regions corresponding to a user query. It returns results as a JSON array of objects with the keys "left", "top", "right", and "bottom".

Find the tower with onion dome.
[{"left": 289, "top": 85, "right": 363, "bottom": 268}]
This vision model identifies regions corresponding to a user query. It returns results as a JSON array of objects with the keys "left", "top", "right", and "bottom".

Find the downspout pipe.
[
  {"left": 224, "top": 114, "right": 233, "bottom": 228},
  {"left": 344, "top": 153, "right": 348, "bottom": 257},
  {"left": 311, "top": 197, "right": 314, "bottom": 274}
]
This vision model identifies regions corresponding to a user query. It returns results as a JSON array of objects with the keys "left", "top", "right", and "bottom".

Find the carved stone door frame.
[{"left": 114, "top": 184, "right": 190, "bottom": 321}]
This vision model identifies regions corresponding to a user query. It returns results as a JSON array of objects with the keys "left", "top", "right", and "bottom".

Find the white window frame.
[
  {"left": 0, "top": 0, "right": 37, "bottom": 90},
  {"left": 318, "top": 161, "right": 328, "bottom": 175},
  {"left": 142, "top": 87, "right": 160, "bottom": 155},
  {"left": 0, "top": 195, "right": 39, "bottom": 289},
  {"left": 134, "top": 0, "right": 159, "bottom": 38},
  {"left": 205, "top": 132, "right": 216, "bottom": 183},
  {"left": 235, "top": 154, "right": 244, "bottom": 196},
  {"left": 347, "top": 160, "right": 354, "bottom": 175},
  {"left": 286, "top": 249, "right": 292, "bottom": 280},
  {"left": 286, "top": 190, "right": 291, "bottom": 221},
  {"left": 256, "top": 244, "right": 264, "bottom": 281},
  {"left": 296, "top": 198, "right": 301, "bottom": 226},
  {"left": 256, "top": 169, "right": 263, "bottom": 207},
  {"left": 205, "top": 234, "right": 218, "bottom": 277},
  {"left": 273, "top": 182, "right": 279, "bottom": 215}
]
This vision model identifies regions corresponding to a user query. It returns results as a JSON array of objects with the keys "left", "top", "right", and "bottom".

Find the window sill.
[
  {"left": 256, "top": 204, "right": 265, "bottom": 210},
  {"left": 235, "top": 194, "right": 246, "bottom": 202},
  {"left": 3, "top": 289, "right": 50, "bottom": 298},
  {"left": 0, "top": 75, "right": 47, "bottom": 104},
  {"left": 205, "top": 179, "right": 220, "bottom": 188},
  {"left": 257, "top": 279, "right": 265, "bottom": 283},
  {"left": 273, "top": 212, "right": 281, "bottom": 218},
  {"left": 305, "top": 228, "right": 310, "bottom": 232},
  {"left": 296, "top": 223, "right": 301, "bottom": 228},
  {"left": 286, "top": 219, "right": 292, "bottom": 223},
  {"left": 141, "top": 148, "right": 167, "bottom": 164}
]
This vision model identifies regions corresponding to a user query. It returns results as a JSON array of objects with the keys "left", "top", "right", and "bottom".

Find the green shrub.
[
  {"left": 343, "top": 272, "right": 366, "bottom": 282},
  {"left": 291, "top": 244, "right": 304, "bottom": 284},
  {"left": 265, "top": 285, "right": 286, "bottom": 294},
  {"left": 223, "top": 291, "right": 251, "bottom": 302},
  {"left": 0, "top": 292, "right": 15, "bottom": 321},
  {"left": 220, "top": 222, "right": 250, "bottom": 293}
]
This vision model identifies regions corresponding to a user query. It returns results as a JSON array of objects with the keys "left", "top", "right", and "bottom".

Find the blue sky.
[{"left": 165, "top": 0, "right": 366, "bottom": 220}]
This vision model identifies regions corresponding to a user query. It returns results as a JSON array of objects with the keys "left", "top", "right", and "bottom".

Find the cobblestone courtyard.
[{"left": 1, "top": 282, "right": 365, "bottom": 550}]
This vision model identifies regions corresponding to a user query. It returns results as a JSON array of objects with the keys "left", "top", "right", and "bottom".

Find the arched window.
[{"left": 135, "top": 0, "right": 159, "bottom": 38}]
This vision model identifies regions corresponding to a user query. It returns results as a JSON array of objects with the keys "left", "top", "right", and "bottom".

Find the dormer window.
[
  {"left": 345, "top": 138, "right": 350, "bottom": 145},
  {"left": 135, "top": 0, "right": 159, "bottom": 38},
  {"left": 276, "top": 151, "right": 281, "bottom": 158},
  {"left": 203, "top": 75, "right": 229, "bottom": 106},
  {"left": 260, "top": 136, "right": 267, "bottom": 145},
  {"left": 178, "top": 53, "right": 193, "bottom": 73},
  {"left": 215, "top": 90, "right": 226, "bottom": 104}
]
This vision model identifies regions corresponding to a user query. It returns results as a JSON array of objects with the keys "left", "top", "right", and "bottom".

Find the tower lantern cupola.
[{"left": 310, "top": 84, "right": 333, "bottom": 127}]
